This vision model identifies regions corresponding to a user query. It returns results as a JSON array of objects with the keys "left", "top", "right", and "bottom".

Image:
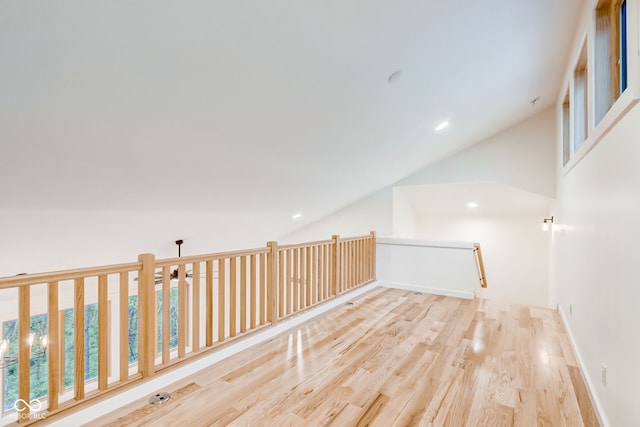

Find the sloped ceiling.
[
  {"left": 397, "top": 182, "right": 553, "bottom": 217},
  {"left": 0, "top": 1, "right": 582, "bottom": 227}
]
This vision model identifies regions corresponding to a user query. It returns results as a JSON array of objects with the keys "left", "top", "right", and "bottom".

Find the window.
[
  {"left": 2, "top": 314, "right": 48, "bottom": 412},
  {"left": 562, "top": 90, "right": 571, "bottom": 166},
  {"left": 2, "top": 304, "right": 99, "bottom": 412},
  {"left": 594, "top": 0, "right": 628, "bottom": 124},
  {"left": 620, "top": 0, "right": 628, "bottom": 92},
  {"left": 156, "top": 288, "right": 179, "bottom": 353},
  {"left": 573, "top": 41, "right": 588, "bottom": 153},
  {"left": 1, "top": 288, "right": 182, "bottom": 412}
]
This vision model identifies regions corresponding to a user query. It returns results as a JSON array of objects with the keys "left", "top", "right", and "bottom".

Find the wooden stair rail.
[{"left": 473, "top": 243, "right": 488, "bottom": 288}]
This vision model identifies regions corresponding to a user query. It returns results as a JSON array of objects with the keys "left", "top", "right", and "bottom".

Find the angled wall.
[{"left": 396, "top": 106, "right": 557, "bottom": 198}]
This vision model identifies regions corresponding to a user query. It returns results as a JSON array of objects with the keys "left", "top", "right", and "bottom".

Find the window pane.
[
  {"left": 128, "top": 295, "right": 138, "bottom": 365},
  {"left": 620, "top": 0, "right": 628, "bottom": 92},
  {"left": 2, "top": 313, "right": 49, "bottom": 411}
]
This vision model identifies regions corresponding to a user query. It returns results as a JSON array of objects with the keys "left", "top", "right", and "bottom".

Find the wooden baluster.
[
  {"left": 266, "top": 242, "right": 278, "bottom": 324},
  {"left": 58, "top": 310, "right": 65, "bottom": 393},
  {"left": 354, "top": 241, "right": 359, "bottom": 287},
  {"left": 327, "top": 244, "right": 332, "bottom": 297},
  {"left": 350, "top": 241, "right": 355, "bottom": 289},
  {"left": 119, "top": 273, "right": 129, "bottom": 382},
  {"left": 318, "top": 245, "right": 324, "bottom": 302},
  {"left": 306, "top": 246, "right": 312, "bottom": 307},
  {"left": 218, "top": 258, "right": 226, "bottom": 342},
  {"left": 162, "top": 266, "right": 170, "bottom": 364},
  {"left": 240, "top": 256, "right": 247, "bottom": 333},
  {"left": 192, "top": 262, "right": 201, "bottom": 353},
  {"left": 47, "top": 281, "right": 60, "bottom": 410},
  {"left": 364, "top": 238, "right": 369, "bottom": 281},
  {"left": 345, "top": 242, "right": 350, "bottom": 289},
  {"left": 250, "top": 254, "right": 257, "bottom": 329},
  {"left": 74, "top": 278, "right": 85, "bottom": 400},
  {"left": 206, "top": 260, "right": 213, "bottom": 346},
  {"left": 18, "top": 285, "right": 30, "bottom": 419},
  {"left": 278, "top": 249, "right": 285, "bottom": 317},
  {"left": 286, "top": 249, "right": 293, "bottom": 314},
  {"left": 371, "top": 231, "right": 377, "bottom": 281},
  {"left": 98, "top": 275, "right": 108, "bottom": 390},
  {"left": 293, "top": 248, "right": 299, "bottom": 313},
  {"left": 313, "top": 245, "right": 319, "bottom": 304},
  {"left": 260, "top": 252, "right": 267, "bottom": 325},
  {"left": 358, "top": 240, "right": 362, "bottom": 285},
  {"left": 300, "top": 247, "right": 306, "bottom": 308},
  {"left": 138, "top": 254, "right": 156, "bottom": 378},
  {"left": 324, "top": 244, "right": 329, "bottom": 300},
  {"left": 332, "top": 236, "right": 340, "bottom": 296},
  {"left": 229, "top": 258, "right": 237, "bottom": 338},
  {"left": 178, "top": 264, "right": 187, "bottom": 358}
]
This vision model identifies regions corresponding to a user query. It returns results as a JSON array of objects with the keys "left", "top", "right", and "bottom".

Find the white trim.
[
  {"left": 557, "top": 305, "right": 609, "bottom": 427},
  {"left": 43, "top": 282, "right": 380, "bottom": 427},
  {"left": 376, "top": 237, "right": 475, "bottom": 250},
  {"left": 381, "top": 281, "right": 475, "bottom": 300}
]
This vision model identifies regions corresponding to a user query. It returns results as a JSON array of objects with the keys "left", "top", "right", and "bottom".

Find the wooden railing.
[
  {"left": 0, "top": 232, "right": 376, "bottom": 424},
  {"left": 473, "top": 243, "right": 488, "bottom": 288}
]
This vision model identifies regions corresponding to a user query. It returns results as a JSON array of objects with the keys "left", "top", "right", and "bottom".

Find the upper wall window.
[
  {"left": 562, "top": 90, "right": 571, "bottom": 166},
  {"left": 594, "top": 0, "right": 628, "bottom": 125},
  {"left": 573, "top": 41, "right": 588, "bottom": 153},
  {"left": 620, "top": 0, "right": 628, "bottom": 91}
]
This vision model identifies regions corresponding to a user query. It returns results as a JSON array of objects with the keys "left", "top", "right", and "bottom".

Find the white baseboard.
[
  {"left": 557, "top": 305, "right": 608, "bottom": 427},
  {"left": 380, "top": 281, "right": 475, "bottom": 299},
  {"left": 45, "top": 281, "right": 380, "bottom": 427}
]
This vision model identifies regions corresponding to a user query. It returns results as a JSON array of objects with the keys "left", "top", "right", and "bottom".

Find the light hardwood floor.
[{"left": 90, "top": 287, "right": 599, "bottom": 427}]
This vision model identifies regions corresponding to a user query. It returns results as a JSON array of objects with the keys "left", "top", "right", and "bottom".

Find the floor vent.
[
  {"left": 414, "top": 292, "right": 423, "bottom": 295},
  {"left": 149, "top": 391, "right": 171, "bottom": 405},
  {"left": 345, "top": 302, "right": 354, "bottom": 306}
]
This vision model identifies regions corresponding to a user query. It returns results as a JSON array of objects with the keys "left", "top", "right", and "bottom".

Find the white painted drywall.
[
  {"left": 392, "top": 188, "right": 417, "bottom": 238},
  {"left": 280, "top": 188, "right": 393, "bottom": 243},
  {"left": 397, "top": 107, "right": 557, "bottom": 198},
  {"left": 551, "top": 101, "right": 640, "bottom": 427},
  {"left": 0, "top": 209, "right": 294, "bottom": 276},
  {"left": 376, "top": 238, "right": 480, "bottom": 299},
  {"left": 416, "top": 215, "right": 551, "bottom": 308}
]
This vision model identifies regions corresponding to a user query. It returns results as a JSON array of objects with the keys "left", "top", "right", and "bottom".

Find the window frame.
[{"left": 560, "top": 0, "right": 639, "bottom": 175}]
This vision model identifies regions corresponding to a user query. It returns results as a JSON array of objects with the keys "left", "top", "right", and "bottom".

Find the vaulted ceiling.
[{"left": 1, "top": 1, "right": 582, "bottom": 225}]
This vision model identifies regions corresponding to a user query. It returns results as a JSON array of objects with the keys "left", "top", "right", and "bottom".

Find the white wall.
[
  {"left": 551, "top": 102, "right": 640, "bottom": 427},
  {"left": 280, "top": 187, "right": 393, "bottom": 243},
  {"left": 417, "top": 215, "right": 551, "bottom": 308},
  {"left": 392, "top": 188, "right": 417, "bottom": 238},
  {"left": 377, "top": 238, "right": 480, "bottom": 299},
  {"left": 397, "top": 106, "right": 557, "bottom": 198},
  {"left": 0, "top": 209, "right": 296, "bottom": 276}
]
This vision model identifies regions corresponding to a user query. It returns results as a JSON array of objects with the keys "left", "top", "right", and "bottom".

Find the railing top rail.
[
  {"left": 0, "top": 262, "right": 142, "bottom": 290},
  {"left": 278, "top": 239, "right": 334, "bottom": 250},
  {"left": 155, "top": 247, "right": 270, "bottom": 267},
  {"left": 376, "top": 237, "right": 475, "bottom": 250},
  {"left": 0, "top": 233, "right": 375, "bottom": 290},
  {"left": 340, "top": 234, "right": 375, "bottom": 242}
]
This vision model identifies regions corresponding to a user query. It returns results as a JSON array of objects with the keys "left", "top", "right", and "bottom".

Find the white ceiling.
[
  {"left": 397, "top": 182, "right": 553, "bottom": 216},
  {"left": 0, "top": 1, "right": 582, "bottom": 223}
]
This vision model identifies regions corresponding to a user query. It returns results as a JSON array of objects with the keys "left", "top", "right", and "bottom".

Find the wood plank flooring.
[{"left": 90, "top": 287, "right": 599, "bottom": 427}]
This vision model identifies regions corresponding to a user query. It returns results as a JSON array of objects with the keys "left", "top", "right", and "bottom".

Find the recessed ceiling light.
[
  {"left": 467, "top": 202, "right": 478, "bottom": 208},
  {"left": 435, "top": 121, "right": 449, "bottom": 131},
  {"left": 292, "top": 213, "right": 302, "bottom": 220}
]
